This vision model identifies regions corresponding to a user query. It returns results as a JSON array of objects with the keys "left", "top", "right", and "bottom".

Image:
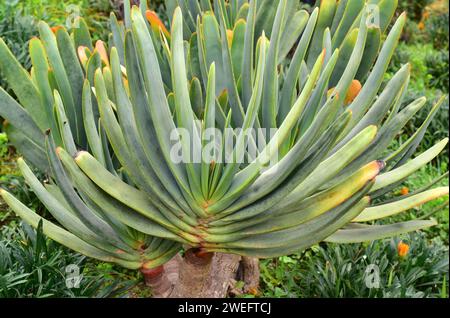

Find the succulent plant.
[{"left": 0, "top": 0, "right": 448, "bottom": 297}]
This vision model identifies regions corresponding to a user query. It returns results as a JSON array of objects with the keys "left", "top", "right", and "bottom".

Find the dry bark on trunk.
[
  {"left": 195, "top": 253, "right": 242, "bottom": 298},
  {"left": 169, "top": 249, "right": 215, "bottom": 298},
  {"left": 143, "top": 250, "right": 260, "bottom": 298},
  {"left": 141, "top": 254, "right": 182, "bottom": 298},
  {"left": 112, "top": 0, "right": 141, "bottom": 19},
  {"left": 240, "top": 256, "right": 261, "bottom": 294}
]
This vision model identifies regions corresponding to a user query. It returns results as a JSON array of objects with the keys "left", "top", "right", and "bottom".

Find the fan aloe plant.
[{"left": 0, "top": 0, "right": 448, "bottom": 297}]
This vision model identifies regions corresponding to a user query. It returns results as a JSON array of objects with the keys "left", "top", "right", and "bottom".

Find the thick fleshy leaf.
[
  {"left": 372, "top": 139, "right": 449, "bottom": 192},
  {"left": 0, "top": 189, "right": 142, "bottom": 269},
  {"left": 355, "top": 187, "right": 449, "bottom": 222},
  {"left": 326, "top": 220, "right": 437, "bottom": 243},
  {"left": 0, "top": 39, "right": 46, "bottom": 130},
  {"left": 0, "top": 88, "right": 44, "bottom": 148}
]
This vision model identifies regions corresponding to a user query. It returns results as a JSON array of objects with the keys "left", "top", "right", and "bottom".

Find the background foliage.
[
  {"left": 0, "top": 0, "right": 112, "bottom": 103},
  {"left": 0, "top": 0, "right": 448, "bottom": 298}
]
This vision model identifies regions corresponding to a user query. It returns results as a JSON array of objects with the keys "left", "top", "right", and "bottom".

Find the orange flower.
[
  {"left": 50, "top": 26, "right": 64, "bottom": 34},
  {"left": 327, "top": 80, "right": 362, "bottom": 105},
  {"left": 418, "top": 22, "right": 425, "bottom": 31},
  {"left": 248, "top": 287, "right": 259, "bottom": 296},
  {"left": 400, "top": 187, "right": 409, "bottom": 195},
  {"left": 397, "top": 241, "right": 410, "bottom": 258}
]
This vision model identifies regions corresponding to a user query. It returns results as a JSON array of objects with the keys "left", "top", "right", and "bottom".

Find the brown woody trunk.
[
  {"left": 113, "top": 0, "right": 141, "bottom": 19},
  {"left": 141, "top": 250, "right": 260, "bottom": 298}
]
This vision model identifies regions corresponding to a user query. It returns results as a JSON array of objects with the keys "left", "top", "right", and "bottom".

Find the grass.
[
  {"left": 0, "top": 0, "right": 113, "bottom": 96},
  {"left": 0, "top": 222, "right": 137, "bottom": 297},
  {"left": 0, "top": 0, "right": 113, "bottom": 30},
  {"left": 259, "top": 232, "right": 448, "bottom": 298},
  {"left": 0, "top": 0, "right": 448, "bottom": 299},
  {"left": 0, "top": 133, "right": 16, "bottom": 226},
  {"left": 0, "top": 133, "right": 42, "bottom": 228}
]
